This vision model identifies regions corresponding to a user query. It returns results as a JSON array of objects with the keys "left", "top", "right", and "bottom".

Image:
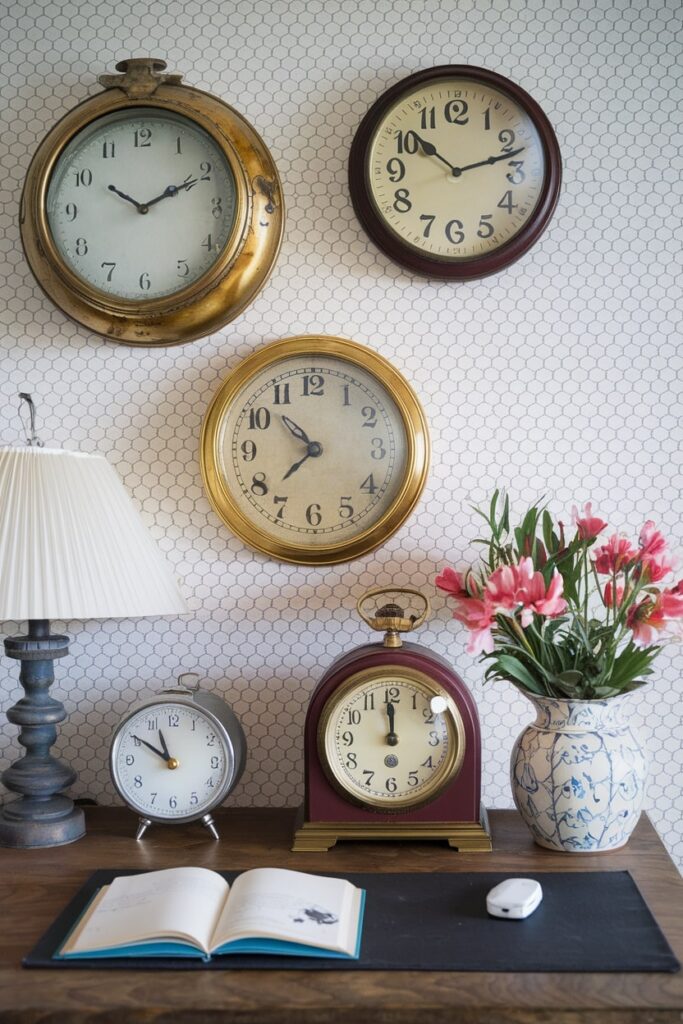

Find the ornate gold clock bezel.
[
  {"left": 200, "top": 335, "right": 431, "bottom": 565},
  {"left": 20, "top": 58, "right": 284, "bottom": 346},
  {"left": 317, "top": 667, "right": 466, "bottom": 811}
]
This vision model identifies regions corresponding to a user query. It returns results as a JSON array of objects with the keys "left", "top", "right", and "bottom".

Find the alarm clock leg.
[
  {"left": 200, "top": 813, "right": 219, "bottom": 840},
  {"left": 135, "top": 817, "right": 152, "bottom": 840}
]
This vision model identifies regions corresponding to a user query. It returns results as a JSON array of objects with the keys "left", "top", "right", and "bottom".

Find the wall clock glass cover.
[
  {"left": 200, "top": 336, "right": 430, "bottom": 565},
  {"left": 349, "top": 65, "right": 561, "bottom": 280}
]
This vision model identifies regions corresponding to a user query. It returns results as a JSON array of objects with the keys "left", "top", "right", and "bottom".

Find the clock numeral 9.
[
  {"left": 445, "top": 219, "right": 464, "bottom": 245},
  {"left": 393, "top": 189, "right": 411, "bottom": 213},
  {"left": 65, "top": 203, "right": 77, "bottom": 222},
  {"left": 241, "top": 440, "right": 257, "bottom": 462},
  {"left": 125, "top": 754, "right": 134, "bottom": 766},
  {"left": 341, "top": 730, "right": 354, "bottom": 746},
  {"left": 444, "top": 99, "right": 468, "bottom": 125},
  {"left": 386, "top": 157, "right": 405, "bottom": 183},
  {"left": 306, "top": 503, "right": 322, "bottom": 527}
]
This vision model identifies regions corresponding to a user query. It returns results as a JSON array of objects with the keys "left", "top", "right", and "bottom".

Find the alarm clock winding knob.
[{"left": 356, "top": 586, "right": 431, "bottom": 648}]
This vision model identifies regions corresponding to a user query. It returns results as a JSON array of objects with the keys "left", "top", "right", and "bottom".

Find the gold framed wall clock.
[
  {"left": 200, "top": 336, "right": 430, "bottom": 565},
  {"left": 349, "top": 65, "right": 562, "bottom": 280},
  {"left": 20, "top": 58, "right": 284, "bottom": 345}
]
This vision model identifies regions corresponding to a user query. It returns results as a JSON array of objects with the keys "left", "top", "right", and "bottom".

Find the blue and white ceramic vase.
[{"left": 510, "top": 692, "right": 647, "bottom": 852}]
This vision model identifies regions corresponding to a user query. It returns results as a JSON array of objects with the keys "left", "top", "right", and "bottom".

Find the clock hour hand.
[
  {"left": 386, "top": 702, "right": 398, "bottom": 746},
  {"left": 413, "top": 133, "right": 458, "bottom": 174},
  {"left": 158, "top": 729, "right": 179, "bottom": 770},
  {"left": 281, "top": 415, "right": 311, "bottom": 445},
  {"left": 107, "top": 184, "right": 145, "bottom": 213},
  {"left": 452, "top": 145, "right": 526, "bottom": 177}
]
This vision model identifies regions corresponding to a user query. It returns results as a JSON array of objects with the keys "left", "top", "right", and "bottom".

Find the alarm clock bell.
[{"left": 293, "top": 587, "right": 492, "bottom": 852}]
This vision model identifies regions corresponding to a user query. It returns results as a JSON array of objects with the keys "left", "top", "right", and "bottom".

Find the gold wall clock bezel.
[
  {"left": 200, "top": 335, "right": 431, "bottom": 565},
  {"left": 20, "top": 58, "right": 284, "bottom": 346},
  {"left": 316, "top": 666, "right": 466, "bottom": 812}
]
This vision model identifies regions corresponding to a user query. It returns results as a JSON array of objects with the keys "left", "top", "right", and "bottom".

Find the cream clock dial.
[
  {"left": 46, "top": 107, "right": 237, "bottom": 300},
  {"left": 201, "top": 337, "right": 430, "bottom": 565},
  {"left": 318, "top": 669, "right": 465, "bottom": 810},
  {"left": 349, "top": 65, "right": 561, "bottom": 280}
]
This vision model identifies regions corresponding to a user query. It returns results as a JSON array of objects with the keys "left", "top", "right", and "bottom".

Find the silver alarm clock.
[{"left": 110, "top": 673, "right": 247, "bottom": 839}]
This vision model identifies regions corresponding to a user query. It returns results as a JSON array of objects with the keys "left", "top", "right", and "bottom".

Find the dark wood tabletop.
[{"left": 0, "top": 806, "right": 681, "bottom": 1023}]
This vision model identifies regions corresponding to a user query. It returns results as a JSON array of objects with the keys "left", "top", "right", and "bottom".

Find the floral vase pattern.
[{"left": 510, "top": 693, "right": 647, "bottom": 852}]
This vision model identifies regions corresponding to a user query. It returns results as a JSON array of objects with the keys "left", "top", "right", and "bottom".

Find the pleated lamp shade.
[{"left": 0, "top": 447, "right": 188, "bottom": 621}]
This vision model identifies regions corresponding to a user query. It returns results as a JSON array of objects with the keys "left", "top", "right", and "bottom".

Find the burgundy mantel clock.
[{"left": 292, "top": 587, "right": 491, "bottom": 852}]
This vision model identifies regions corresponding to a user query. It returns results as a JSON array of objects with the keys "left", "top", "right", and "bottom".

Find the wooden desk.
[{"left": 0, "top": 806, "right": 680, "bottom": 1023}]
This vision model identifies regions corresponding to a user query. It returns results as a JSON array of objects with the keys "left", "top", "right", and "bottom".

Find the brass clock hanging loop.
[
  {"left": 98, "top": 58, "right": 184, "bottom": 98},
  {"left": 356, "top": 586, "right": 431, "bottom": 648}
]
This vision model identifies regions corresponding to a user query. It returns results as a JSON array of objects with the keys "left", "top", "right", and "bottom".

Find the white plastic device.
[{"left": 486, "top": 878, "right": 543, "bottom": 920}]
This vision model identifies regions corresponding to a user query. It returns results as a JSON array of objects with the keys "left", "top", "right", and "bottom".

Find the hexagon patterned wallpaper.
[{"left": 0, "top": 0, "right": 682, "bottom": 864}]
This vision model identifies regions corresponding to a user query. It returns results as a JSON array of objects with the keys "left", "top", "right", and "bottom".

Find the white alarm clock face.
[
  {"left": 319, "top": 671, "right": 465, "bottom": 809},
  {"left": 111, "top": 701, "right": 232, "bottom": 820},
  {"left": 45, "top": 107, "right": 237, "bottom": 300}
]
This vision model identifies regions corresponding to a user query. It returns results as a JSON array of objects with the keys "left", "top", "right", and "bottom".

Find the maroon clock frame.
[
  {"left": 294, "top": 639, "right": 491, "bottom": 850},
  {"left": 348, "top": 64, "right": 562, "bottom": 281}
]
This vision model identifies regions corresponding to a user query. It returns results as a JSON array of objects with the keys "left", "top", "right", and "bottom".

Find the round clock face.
[
  {"left": 111, "top": 701, "right": 232, "bottom": 820},
  {"left": 350, "top": 66, "right": 561, "bottom": 279},
  {"left": 318, "top": 670, "right": 465, "bottom": 809},
  {"left": 201, "top": 337, "right": 430, "bottom": 565},
  {"left": 46, "top": 107, "right": 237, "bottom": 301}
]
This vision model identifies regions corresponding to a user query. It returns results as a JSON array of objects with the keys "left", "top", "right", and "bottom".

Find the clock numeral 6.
[
  {"left": 306, "top": 503, "right": 322, "bottom": 527},
  {"left": 139, "top": 272, "right": 151, "bottom": 291},
  {"left": 445, "top": 219, "right": 464, "bottom": 245},
  {"left": 386, "top": 777, "right": 398, "bottom": 792}
]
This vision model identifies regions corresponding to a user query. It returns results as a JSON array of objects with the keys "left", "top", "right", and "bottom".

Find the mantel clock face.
[
  {"left": 349, "top": 65, "right": 561, "bottom": 280},
  {"left": 200, "top": 337, "right": 430, "bottom": 565},
  {"left": 20, "top": 58, "right": 284, "bottom": 345}
]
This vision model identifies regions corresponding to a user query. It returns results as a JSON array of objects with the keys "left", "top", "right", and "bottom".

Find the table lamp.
[{"left": 0, "top": 399, "right": 188, "bottom": 847}]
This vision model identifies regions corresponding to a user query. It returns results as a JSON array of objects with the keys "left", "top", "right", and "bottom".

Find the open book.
[{"left": 58, "top": 866, "right": 365, "bottom": 961}]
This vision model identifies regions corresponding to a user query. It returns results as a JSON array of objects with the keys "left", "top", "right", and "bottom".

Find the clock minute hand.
[
  {"left": 386, "top": 702, "right": 398, "bottom": 746},
  {"left": 130, "top": 734, "right": 167, "bottom": 762},
  {"left": 453, "top": 146, "right": 526, "bottom": 176},
  {"left": 143, "top": 176, "right": 200, "bottom": 210}
]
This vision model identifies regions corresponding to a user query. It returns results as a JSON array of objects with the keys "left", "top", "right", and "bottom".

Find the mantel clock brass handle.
[{"left": 356, "top": 587, "right": 431, "bottom": 648}]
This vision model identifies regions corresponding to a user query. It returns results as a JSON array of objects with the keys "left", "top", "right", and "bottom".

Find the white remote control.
[{"left": 486, "top": 878, "right": 543, "bottom": 919}]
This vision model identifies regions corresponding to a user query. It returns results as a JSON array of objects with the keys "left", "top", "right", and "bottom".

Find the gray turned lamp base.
[{"left": 0, "top": 620, "right": 86, "bottom": 848}]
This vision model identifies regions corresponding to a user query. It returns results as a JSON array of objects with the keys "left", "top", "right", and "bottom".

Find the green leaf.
[{"left": 492, "top": 655, "right": 547, "bottom": 695}]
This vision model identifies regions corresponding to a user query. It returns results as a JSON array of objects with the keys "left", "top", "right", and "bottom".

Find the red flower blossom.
[
  {"left": 593, "top": 534, "right": 638, "bottom": 575},
  {"left": 627, "top": 585, "right": 683, "bottom": 647},
  {"left": 571, "top": 501, "right": 608, "bottom": 541}
]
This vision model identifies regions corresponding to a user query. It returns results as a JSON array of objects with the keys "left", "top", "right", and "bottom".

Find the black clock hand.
[
  {"left": 281, "top": 415, "right": 311, "bottom": 445},
  {"left": 130, "top": 734, "right": 167, "bottom": 762},
  {"left": 386, "top": 702, "right": 398, "bottom": 746},
  {"left": 107, "top": 184, "right": 145, "bottom": 213},
  {"left": 158, "top": 730, "right": 171, "bottom": 760},
  {"left": 452, "top": 146, "right": 526, "bottom": 177},
  {"left": 143, "top": 176, "right": 200, "bottom": 210},
  {"left": 282, "top": 440, "right": 323, "bottom": 480},
  {"left": 413, "top": 133, "right": 458, "bottom": 173}
]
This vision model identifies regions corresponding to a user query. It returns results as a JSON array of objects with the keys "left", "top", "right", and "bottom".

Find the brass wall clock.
[
  {"left": 349, "top": 65, "right": 561, "bottom": 280},
  {"left": 20, "top": 58, "right": 284, "bottom": 345},
  {"left": 200, "top": 336, "right": 430, "bottom": 565},
  {"left": 292, "top": 587, "right": 491, "bottom": 851}
]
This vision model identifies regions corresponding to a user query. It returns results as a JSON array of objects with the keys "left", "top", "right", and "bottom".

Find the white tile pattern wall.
[{"left": 0, "top": 0, "right": 681, "bottom": 865}]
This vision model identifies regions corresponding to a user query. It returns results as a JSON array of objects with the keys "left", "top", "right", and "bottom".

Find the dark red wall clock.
[
  {"left": 292, "top": 587, "right": 491, "bottom": 851},
  {"left": 348, "top": 65, "right": 562, "bottom": 280}
]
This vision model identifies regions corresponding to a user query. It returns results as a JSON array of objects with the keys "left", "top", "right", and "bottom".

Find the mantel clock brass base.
[{"left": 292, "top": 807, "right": 492, "bottom": 853}]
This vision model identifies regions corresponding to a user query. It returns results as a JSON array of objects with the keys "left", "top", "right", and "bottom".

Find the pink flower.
[
  {"left": 593, "top": 534, "right": 638, "bottom": 575},
  {"left": 450, "top": 597, "right": 495, "bottom": 655},
  {"left": 516, "top": 564, "right": 567, "bottom": 627},
  {"left": 571, "top": 501, "right": 608, "bottom": 541},
  {"left": 627, "top": 584, "right": 683, "bottom": 647},
  {"left": 435, "top": 567, "right": 466, "bottom": 598},
  {"left": 635, "top": 521, "right": 675, "bottom": 582},
  {"left": 485, "top": 563, "right": 526, "bottom": 611},
  {"left": 602, "top": 581, "right": 625, "bottom": 607}
]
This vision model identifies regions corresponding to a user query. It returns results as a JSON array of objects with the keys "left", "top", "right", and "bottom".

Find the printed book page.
[
  {"left": 61, "top": 867, "right": 229, "bottom": 956},
  {"left": 212, "top": 867, "right": 358, "bottom": 955}
]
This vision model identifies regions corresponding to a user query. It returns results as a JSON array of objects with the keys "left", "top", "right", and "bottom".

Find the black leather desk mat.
[{"left": 24, "top": 869, "right": 680, "bottom": 972}]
